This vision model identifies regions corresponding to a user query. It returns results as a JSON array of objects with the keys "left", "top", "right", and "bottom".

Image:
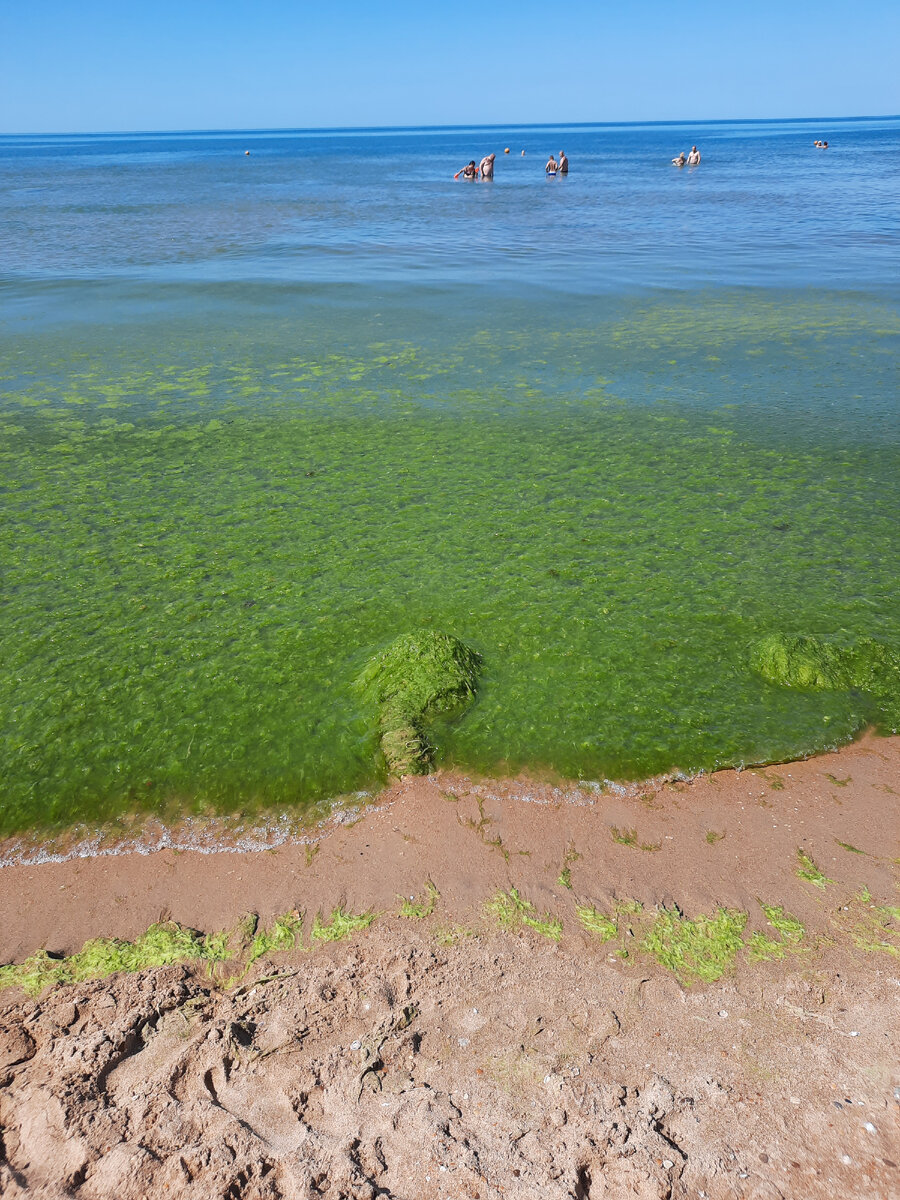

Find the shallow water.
[{"left": 1, "top": 119, "right": 899, "bottom": 835}]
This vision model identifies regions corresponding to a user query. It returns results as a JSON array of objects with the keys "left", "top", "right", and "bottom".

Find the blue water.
[
  {"left": 3, "top": 118, "right": 899, "bottom": 292},
  {"left": 1, "top": 119, "right": 899, "bottom": 832}
]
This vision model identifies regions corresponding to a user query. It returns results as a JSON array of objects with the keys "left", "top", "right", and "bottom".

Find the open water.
[{"left": 1, "top": 118, "right": 899, "bottom": 834}]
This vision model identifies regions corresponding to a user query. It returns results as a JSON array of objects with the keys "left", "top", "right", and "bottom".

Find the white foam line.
[{"left": 0, "top": 794, "right": 382, "bottom": 870}]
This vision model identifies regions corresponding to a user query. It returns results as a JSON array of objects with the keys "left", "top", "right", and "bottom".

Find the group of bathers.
[{"left": 454, "top": 150, "right": 569, "bottom": 180}]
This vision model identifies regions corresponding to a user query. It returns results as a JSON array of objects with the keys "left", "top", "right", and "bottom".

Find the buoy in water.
[
  {"left": 504, "top": 147, "right": 510, "bottom": 154},
  {"left": 245, "top": 150, "right": 250, "bottom": 156}
]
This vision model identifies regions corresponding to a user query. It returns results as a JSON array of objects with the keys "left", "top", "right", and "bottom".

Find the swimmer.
[
  {"left": 687, "top": 145, "right": 701, "bottom": 166},
  {"left": 545, "top": 154, "right": 558, "bottom": 175},
  {"left": 454, "top": 160, "right": 478, "bottom": 180},
  {"left": 672, "top": 151, "right": 686, "bottom": 167},
  {"left": 558, "top": 151, "right": 569, "bottom": 175},
  {"left": 521, "top": 149, "right": 526, "bottom": 156},
  {"left": 479, "top": 152, "right": 496, "bottom": 180}
]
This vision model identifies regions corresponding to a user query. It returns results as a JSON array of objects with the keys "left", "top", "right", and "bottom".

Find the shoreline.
[
  {"left": 1, "top": 728, "right": 897, "bottom": 965},
  {"left": 1, "top": 730, "right": 898, "bottom": 1199},
  {"left": 0, "top": 724, "right": 885, "bottom": 872}
]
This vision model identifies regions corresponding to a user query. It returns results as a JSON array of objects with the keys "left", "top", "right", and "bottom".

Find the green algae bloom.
[
  {"left": 1, "top": 289, "right": 898, "bottom": 836},
  {"left": 750, "top": 634, "right": 900, "bottom": 730},
  {"left": 356, "top": 630, "right": 482, "bottom": 775}
]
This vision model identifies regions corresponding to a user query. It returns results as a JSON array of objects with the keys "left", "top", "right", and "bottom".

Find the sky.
[{"left": 1, "top": 0, "right": 898, "bottom": 133}]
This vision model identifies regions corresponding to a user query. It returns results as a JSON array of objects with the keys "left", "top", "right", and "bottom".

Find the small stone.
[
  {"left": 790, "top": 1096, "right": 801, "bottom": 1105},
  {"left": 849, "top": 1030, "right": 860, "bottom": 1037},
  {"left": 718, "top": 1010, "right": 728, "bottom": 1018},
  {"left": 571, "top": 1067, "right": 580, "bottom": 1077},
  {"left": 863, "top": 1122, "right": 877, "bottom": 1133},
  {"left": 662, "top": 1159, "right": 674, "bottom": 1169},
  {"left": 457, "top": 1037, "right": 469, "bottom": 1048},
  {"left": 842, "top": 1155, "right": 852, "bottom": 1165},
  {"left": 350, "top": 1040, "right": 361, "bottom": 1051}
]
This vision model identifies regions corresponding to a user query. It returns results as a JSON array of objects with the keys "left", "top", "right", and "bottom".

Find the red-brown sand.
[{"left": 0, "top": 733, "right": 898, "bottom": 1199}]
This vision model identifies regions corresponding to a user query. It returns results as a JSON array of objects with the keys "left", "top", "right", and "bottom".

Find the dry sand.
[{"left": 1, "top": 733, "right": 898, "bottom": 1198}]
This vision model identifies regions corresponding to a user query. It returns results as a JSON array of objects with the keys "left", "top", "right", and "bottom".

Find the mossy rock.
[
  {"left": 750, "top": 633, "right": 857, "bottom": 690},
  {"left": 750, "top": 633, "right": 900, "bottom": 731},
  {"left": 356, "top": 630, "right": 482, "bottom": 775}
]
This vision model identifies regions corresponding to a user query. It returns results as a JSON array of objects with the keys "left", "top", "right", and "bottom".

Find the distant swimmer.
[
  {"left": 479, "top": 152, "right": 496, "bottom": 180},
  {"left": 822, "top": 140, "right": 829, "bottom": 148},
  {"left": 687, "top": 145, "right": 701, "bottom": 166},
  {"left": 558, "top": 151, "right": 569, "bottom": 175},
  {"left": 454, "top": 160, "right": 478, "bottom": 180},
  {"left": 545, "top": 154, "right": 558, "bottom": 175},
  {"left": 521, "top": 149, "right": 526, "bottom": 156},
  {"left": 672, "top": 151, "right": 686, "bottom": 167}
]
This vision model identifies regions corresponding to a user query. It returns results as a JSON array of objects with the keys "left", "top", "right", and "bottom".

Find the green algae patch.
[
  {"left": 750, "top": 634, "right": 900, "bottom": 731},
  {"left": 311, "top": 906, "right": 377, "bottom": 943},
  {"left": 484, "top": 888, "right": 562, "bottom": 941},
  {"left": 746, "top": 903, "right": 807, "bottom": 961},
  {"left": 0, "top": 922, "right": 229, "bottom": 997},
  {"left": 831, "top": 890, "right": 900, "bottom": 958},
  {"left": 642, "top": 907, "right": 747, "bottom": 985},
  {"left": 398, "top": 881, "right": 439, "bottom": 919},
  {"left": 356, "top": 631, "right": 482, "bottom": 775},
  {"left": 575, "top": 904, "right": 618, "bottom": 942},
  {"left": 796, "top": 849, "right": 833, "bottom": 890},
  {"left": 244, "top": 912, "right": 303, "bottom": 971}
]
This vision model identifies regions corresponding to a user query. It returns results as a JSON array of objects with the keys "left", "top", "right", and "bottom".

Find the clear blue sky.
[{"left": 1, "top": 0, "right": 898, "bottom": 133}]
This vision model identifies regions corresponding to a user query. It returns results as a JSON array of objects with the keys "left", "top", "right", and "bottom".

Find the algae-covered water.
[{"left": 2, "top": 120, "right": 899, "bottom": 835}]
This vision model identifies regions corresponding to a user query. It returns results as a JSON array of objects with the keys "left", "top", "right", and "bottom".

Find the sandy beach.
[{"left": 1, "top": 733, "right": 898, "bottom": 1198}]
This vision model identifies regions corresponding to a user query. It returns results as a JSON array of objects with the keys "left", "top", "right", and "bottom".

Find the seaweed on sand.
[
  {"left": 0, "top": 921, "right": 230, "bottom": 996},
  {"left": 356, "top": 630, "right": 482, "bottom": 775}
]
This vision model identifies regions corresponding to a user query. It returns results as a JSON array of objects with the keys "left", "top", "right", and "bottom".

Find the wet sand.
[
  {"left": 0, "top": 733, "right": 898, "bottom": 1199},
  {"left": 1, "top": 731, "right": 897, "bottom": 964}
]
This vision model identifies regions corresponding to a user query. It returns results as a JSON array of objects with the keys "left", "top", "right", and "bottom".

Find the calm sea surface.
[{"left": 1, "top": 119, "right": 899, "bottom": 833}]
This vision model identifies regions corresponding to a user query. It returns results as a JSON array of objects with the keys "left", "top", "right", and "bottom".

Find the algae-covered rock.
[
  {"left": 750, "top": 632, "right": 900, "bottom": 732},
  {"left": 356, "top": 630, "right": 482, "bottom": 775},
  {"left": 750, "top": 633, "right": 857, "bottom": 690}
]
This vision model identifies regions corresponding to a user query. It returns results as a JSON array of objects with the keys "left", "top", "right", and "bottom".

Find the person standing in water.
[
  {"left": 672, "top": 150, "right": 686, "bottom": 167},
  {"left": 454, "top": 160, "right": 478, "bottom": 180},
  {"left": 479, "top": 152, "right": 496, "bottom": 180},
  {"left": 545, "top": 154, "right": 558, "bottom": 175},
  {"left": 687, "top": 146, "right": 701, "bottom": 166},
  {"left": 558, "top": 151, "right": 569, "bottom": 175}
]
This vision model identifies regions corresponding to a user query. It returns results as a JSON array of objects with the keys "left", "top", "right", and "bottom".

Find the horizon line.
[{"left": 2, "top": 113, "right": 898, "bottom": 139}]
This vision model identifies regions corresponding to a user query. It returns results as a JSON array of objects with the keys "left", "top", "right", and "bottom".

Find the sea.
[{"left": 1, "top": 117, "right": 898, "bottom": 835}]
